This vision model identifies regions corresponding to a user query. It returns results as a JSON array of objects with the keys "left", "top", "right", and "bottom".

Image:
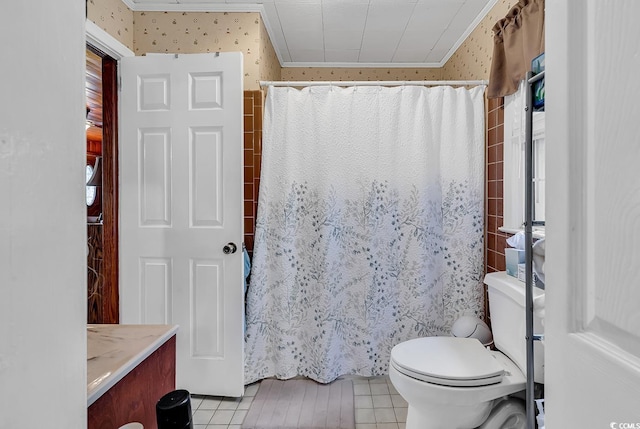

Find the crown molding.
[
  {"left": 120, "top": 0, "right": 137, "bottom": 10},
  {"left": 280, "top": 61, "right": 443, "bottom": 69},
  {"left": 123, "top": 1, "right": 261, "bottom": 13},
  {"left": 439, "top": 0, "right": 498, "bottom": 66}
]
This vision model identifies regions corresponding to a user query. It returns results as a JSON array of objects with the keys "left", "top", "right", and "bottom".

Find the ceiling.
[{"left": 125, "top": 0, "right": 496, "bottom": 68}]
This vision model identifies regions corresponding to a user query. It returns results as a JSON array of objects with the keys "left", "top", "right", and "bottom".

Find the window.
[
  {"left": 86, "top": 164, "right": 97, "bottom": 206},
  {"left": 501, "top": 81, "right": 545, "bottom": 234}
]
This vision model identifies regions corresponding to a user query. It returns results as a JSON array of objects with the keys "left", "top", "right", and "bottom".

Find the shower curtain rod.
[{"left": 259, "top": 80, "right": 488, "bottom": 88}]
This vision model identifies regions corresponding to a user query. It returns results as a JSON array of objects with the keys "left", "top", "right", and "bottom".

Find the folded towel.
[
  {"left": 243, "top": 247, "right": 251, "bottom": 292},
  {"left": 532, "top": 238, "right": 545, "bottom": 285},
  {"left": 533, "top": 294, "right": 545, "bottom": 324}
]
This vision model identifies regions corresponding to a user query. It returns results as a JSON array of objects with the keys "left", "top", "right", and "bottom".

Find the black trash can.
[{"left": 156, "top": 389, "right": 193, "bottom": 429}]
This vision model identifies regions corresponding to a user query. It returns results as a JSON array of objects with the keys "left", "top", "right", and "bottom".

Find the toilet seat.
[{"left": 390, "top": 337, "right": 505, "bottom": 387}]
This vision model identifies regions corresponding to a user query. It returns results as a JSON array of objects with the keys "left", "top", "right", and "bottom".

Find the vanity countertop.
[{"left": 87, "top": 324, "right": 179, "bottom": 406}]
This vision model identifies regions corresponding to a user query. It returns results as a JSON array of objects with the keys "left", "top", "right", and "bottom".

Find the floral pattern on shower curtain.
[{"left": 245, "top": 85, "right": 485, "bottom": 384}]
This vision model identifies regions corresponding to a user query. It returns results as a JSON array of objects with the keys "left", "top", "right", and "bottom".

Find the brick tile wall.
[
  {"left": 243, "top": 90, "right": 263, "bottom": 258},
  {"left": 486, "top": 97, "right": 507, "bottom": 273}
]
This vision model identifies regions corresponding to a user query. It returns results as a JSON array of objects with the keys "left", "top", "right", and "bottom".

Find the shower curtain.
[{"left": 245, "top": 85, "right": 485, "bottom": 384}]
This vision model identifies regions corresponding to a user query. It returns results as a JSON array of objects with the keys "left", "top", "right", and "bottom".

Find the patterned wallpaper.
[
  {"left": 87, "top": 0, "right": 134, "bottom": 51},
  {"left": 281, "top": 67, "right": 442, "bottom": 82},
  {"left": 259, "top": 19, "right": 281, "bottom": 83},
  {"left": 133, "top": 12, "right": 262, "bottom": 90},
  {"left": 442, "top": 0, "right": 515, "bottom": 80}
]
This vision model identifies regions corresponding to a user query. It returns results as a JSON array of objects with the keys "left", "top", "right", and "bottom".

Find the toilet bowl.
[
  {"left": 389, "top": 337, "right": 525, "bottom": 429},
  {"left": 388, "top": 272, "right": 544, "bottom": 429},
  {"left": 478, "top": 397, "right": 526, "bottom": 429}
]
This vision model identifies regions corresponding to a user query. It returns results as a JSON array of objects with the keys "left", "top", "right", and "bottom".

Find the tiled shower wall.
[
  {"left": 243, "top": 90, "right": 263, "bottom": 257},
  {"left": 486, "top": 97, "right": 507, "bottom": 273}
]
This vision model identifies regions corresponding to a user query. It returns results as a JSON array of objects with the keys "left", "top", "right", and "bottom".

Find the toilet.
[{"left": 389, "top": 272, "right": 544, "bottom": 429}]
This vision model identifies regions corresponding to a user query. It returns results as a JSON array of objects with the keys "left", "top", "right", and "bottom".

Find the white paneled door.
[
  {"left": 546, "top": 1, "right": 640, "bottom": 427},
  {"left": 119, "top": 53, "right": 244, "bottom": 396}
]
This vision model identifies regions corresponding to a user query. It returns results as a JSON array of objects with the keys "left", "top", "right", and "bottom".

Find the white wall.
[{"left": 0, "top": 2, "right": 87, "bottom": 428}]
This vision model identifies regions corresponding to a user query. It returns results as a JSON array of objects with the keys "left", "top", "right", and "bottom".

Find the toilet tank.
[{"left": 484, "top": 272, "right": 545, "bottom": 384}]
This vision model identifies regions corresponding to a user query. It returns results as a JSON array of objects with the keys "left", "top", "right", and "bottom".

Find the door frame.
[
  {"left": 86, "top": 21, "right": 134, "bottom": 323},
  {"left": 100, "top": 51, "right": 119, "bottom": 323}
]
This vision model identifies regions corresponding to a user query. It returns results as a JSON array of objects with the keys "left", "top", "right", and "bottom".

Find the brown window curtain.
[{"left": 488, "top": 0, "right": 545, "bottom": 99}]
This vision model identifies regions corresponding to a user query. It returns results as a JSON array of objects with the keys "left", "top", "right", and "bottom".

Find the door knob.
[{"left": 223, "top": 242, "right": 237, "bottom": 254}]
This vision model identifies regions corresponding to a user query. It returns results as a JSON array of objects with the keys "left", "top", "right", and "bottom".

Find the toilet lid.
[{"left": 390, "top": 337, "right": 505, "bottom": 387}]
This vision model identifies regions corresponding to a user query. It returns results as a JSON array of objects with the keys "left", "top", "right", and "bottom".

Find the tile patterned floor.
[
  {"left": 350, "top": 376, "right": 408, "bottom": 429},
  {"left": 190, "top": 375, "right": 407, "bottom": 429}
]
